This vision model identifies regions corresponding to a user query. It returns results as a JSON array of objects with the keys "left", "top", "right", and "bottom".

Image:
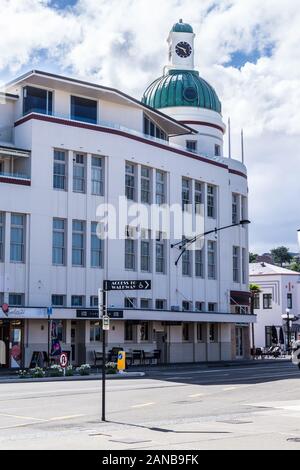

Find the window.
[
  {"left": 241, "top": 196, "right": 247, "bottom": 220},
  {"left": 156, "top": 232, "right": 165, "bottom": 274},
  {"left": 73, "top": 153, "right": 86, "bottom": 193},
  {"left": 125, "top": 162, "right": 135, "bottom": 201},
  {"left": 141, "top": 167, "right": 151, "bottom": 204},
  {"left": 91, "top": 156, "right": 103, "bottom": 196},
  {"left": 209, "top": 323, "right": 218, "bottom": 342},
  {"left": 195, "top": 181, "right": 203, "bottom": 214},
  {"left": 124, "top": 298, "right": 137, "bottom": 309},
  {"left": 72, "top": 220, "right": 85, "bottom": 267},
  {"left": 53, "top": 150, "right": 67, "bottom": 190},
  {"left": 90, "top": 321, "right": 101, "bottom": 342},
  {"left": 232, "top": 194, "right": 239, "bottom": 224},
  {"left": 195, "top": 302, "right": 204, "bottom": 312},
  {"left": 208, "top": 303, "right": 217, "bottom": 312},
  {"left": 155, "top": 299, "right": 166, "bottom": 310},
  {"left": 140, "top": 299, "right": 152, "bottom": 309},
  {"left": 156, "top": 170, "right": 165, "bottom": 205},
  {"left": 207, "top": 241, "right": 216, "bottom": 279},
  {"left": 186, "top": 141, "right": 197, "bottom": 152},
  {"left": 9, "top": 293, "right": 24, "bottom": 306},
  {"left": 23, "top": 86, "right": 52, "bottom": 116},
  {"left": 0, "top": 212, "right": 4, "bottom": 262},
  {"left": 195, "top": 248, "right": 204, "bottom": 278},
  {"left": 125, "top": 321, "right": 134, "bottom": 341},
  {"left": 52, "top": 218, "right": 66, "bottom": 266},
  {"left": 91, "top": 222, "right": 103, "bottom": 268},
  {"left": 141, "top": 230, "right": 151, "bottom": 272},
  {"left": 263, "top": 294, "right": 272, "bottom": 309},
  {"left": 182, "top": 323, "right": 191, "bottom": 341},
  {"left": 233, "top": 246, "right": 240, "bottom": 283},
  {"left": 90, "top": 296, "right": 98, "bottom": 307},
  {"left": 242, "top": 248, "right": 246, "bottom": 284},
  {"left": 197, "top": 323, "right": 205, "bottom": 342},
  {"left": 10, "top": 214, "right": 25, "bottom": 263},
  {"left": 215, "top": 144, "right": 221, "bottom": 156},
  {"left": 143, "top": 114, "right": 167, "bottom": 141},
  {"left": 253, "top": 293, "right": 260, "bottom": 309},
  {"left": 52, "top": 320, "right": 65, "bottom": 342},
  {"left": 71, "top": 296, "right": 85, "bottom": 307},
  {"left": 125, "top": 227, "right": 136, "bottom": 270},
  {"left": 207, "top": 185, "right": 216, "bottom": 218},
  {"left": 182, "top": 178, "right": 191, "bottom": 211},
  {"left": 51, "top": 295, "right": 66, "bottom": 307},
  {"left": 182, "top": 247, "right": 191, "bottom": 276},
  {"left": 140, "top": 322, "right": 149, "bottom": 341},
  {"left": 287, "top": 293, "right": 293, "bottom": 309},
  {"left": 182, "top": 301, "right": 192, "bottom": 311},
  {"left": 71, "top": 95, "right": 97, "bottom": 124}
]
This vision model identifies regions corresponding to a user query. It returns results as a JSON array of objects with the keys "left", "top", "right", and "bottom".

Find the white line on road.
[
  {"left": 131, "top": 402, "right": 155, "bottom": 409},
  {"left": 188, "top": 393, "right": 205, "bottom": 398},
  {"left": 0, "top": 412, "right": 46, "bottom": 422}
]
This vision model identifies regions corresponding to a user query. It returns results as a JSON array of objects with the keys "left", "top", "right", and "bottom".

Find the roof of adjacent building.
[
  {"left": 249, "top": 262, "right": 300, "bottom": 276},
  {"left": 142, "top": 70, "right": 222, "bottom": 113},
  {"left": 171, "top": 20, "right": 194, "bottom": 34}
]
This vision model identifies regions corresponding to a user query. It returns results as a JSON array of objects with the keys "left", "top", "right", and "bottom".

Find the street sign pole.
[{"left": 99, "top": 285, "right": 107, "bottom": 422}]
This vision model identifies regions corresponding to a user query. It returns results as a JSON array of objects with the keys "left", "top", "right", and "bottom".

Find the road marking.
[
  {"left": 0, "top": 412, "right": 46, "bottom": 422},
  {"left": 223, "top": 387, "right": 237, "bottom": 391},
  {"left": 49, "top": 414, "right": 85, "bottom": 421},
  {"left": 131, "top": 402, "right": 155, "bottom": 409},
  {"left": 188, "top": 393, "right": 204, "bottom": 398}
]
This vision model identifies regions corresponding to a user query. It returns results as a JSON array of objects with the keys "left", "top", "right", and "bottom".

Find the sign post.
[
  {"left": 47, "top": 307, "right": 52, "bottom": 367},
  {"left": 99, "top": 279, "right": 151, "bottom": 422}
]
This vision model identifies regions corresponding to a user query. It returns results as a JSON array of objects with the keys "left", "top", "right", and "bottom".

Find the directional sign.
[
  {"left": 104, "top": 280, "right": 151, "bottom": 291},
  {"left": 59, "top": 352, "right": 68, "bottom": 368}
]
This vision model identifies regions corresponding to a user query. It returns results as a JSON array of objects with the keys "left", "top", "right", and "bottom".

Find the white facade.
[
  {"left": 0, "top": 23, "right": 254, "bottom": 369},
  {"left": 250, "top": 263, "right": 300, "bottom": 349}
]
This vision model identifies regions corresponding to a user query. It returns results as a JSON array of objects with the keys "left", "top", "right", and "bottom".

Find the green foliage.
[
  {"left": 249, "top": 252, "right": 258, "bottom": 263},
  {"left": 290, "top": 261, "right": 300, "bottom": 272},
  {"left": 271, "top": 246, "right": 292, "bottom": 266},
  {"left": 249, "top": 283, "right": 261, "bottom": 293}
]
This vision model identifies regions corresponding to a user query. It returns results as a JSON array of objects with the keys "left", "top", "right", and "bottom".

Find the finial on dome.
[{"left": 179, "top": 19, "right": 183, "bottom": 23}]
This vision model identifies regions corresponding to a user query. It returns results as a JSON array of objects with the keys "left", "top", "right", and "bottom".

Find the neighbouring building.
[
  {"left": 0, "top": 20, "right": 254, "bottom": 369},
  {"left": 250, "top": 262, "right": 300, "bottom": 349}
]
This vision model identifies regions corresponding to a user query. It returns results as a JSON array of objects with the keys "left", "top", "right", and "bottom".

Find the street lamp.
[
  {"left": 171, "top": 219, "right": 251, "bottom": 266},
  {"left": 282, "top": 308, "right": 294, "bottom": 354}
]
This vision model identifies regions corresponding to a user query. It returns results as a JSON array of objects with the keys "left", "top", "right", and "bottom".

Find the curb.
[{"left": 0, "top": 371, "right": 146, "bottom": 384}]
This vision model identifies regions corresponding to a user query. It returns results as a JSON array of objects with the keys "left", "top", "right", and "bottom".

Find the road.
[{"left": 0, "top": 361, "right": 299, "bottom": 450}]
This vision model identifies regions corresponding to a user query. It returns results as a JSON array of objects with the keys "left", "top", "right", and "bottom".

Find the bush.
[
  {"left": 105, "top": 361, "right": 117, "bottom": 374},
  {"left": 18, "top": 369, "right": 29, "bottom": 379},
  {"left": 29, "top": 367, "right": 45, "bottom": 378},
  {"left": 48, "top": 365, "right": 64, "bottom": 377},
  {"left": 65, "top": 365, "right": 74, "bottom": 376},
  {"left": 76, "top": 364, "right": 91, "bottom": 376}
]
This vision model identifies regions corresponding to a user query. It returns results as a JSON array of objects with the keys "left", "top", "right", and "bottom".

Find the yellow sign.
[{"left": 117, "top": 351, "right": 126, "bottom": 371}]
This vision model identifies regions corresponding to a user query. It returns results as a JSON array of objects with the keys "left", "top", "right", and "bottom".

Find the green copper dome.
[
  {"left": 142, "top": 70, "right": 222, "bottom": 114},
  {"left": 171, "top": 20, "right": 193, "bottom": 34}
]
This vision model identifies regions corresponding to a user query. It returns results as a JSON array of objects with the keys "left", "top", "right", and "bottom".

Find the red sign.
[{"left": 59, "top": 352, "right": 68, "bottom": 368}]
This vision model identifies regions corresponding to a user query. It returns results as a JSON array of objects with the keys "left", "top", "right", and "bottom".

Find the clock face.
[{"left": 175, "top": 41, "right": 192, "bottom": 58}]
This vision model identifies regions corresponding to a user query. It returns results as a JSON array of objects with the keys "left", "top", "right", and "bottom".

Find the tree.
[
  {"left": 270, "top": 246, "right": 292, "bottom": 267},
  {"left": 290, "top": 261, "right": 300, "bottom": 273},
  {"left": 249, "top": 252, "right": 258, "bottom": 263}
]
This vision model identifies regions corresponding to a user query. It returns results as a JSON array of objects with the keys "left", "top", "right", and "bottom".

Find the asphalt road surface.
[{"left": 0, "top": 361, "right": 299, "bottom": 450}]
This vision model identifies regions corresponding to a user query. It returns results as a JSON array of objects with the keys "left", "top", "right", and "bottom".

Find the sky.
[{"left": 0, "top": 0, "right": 299, "bottom": 253}]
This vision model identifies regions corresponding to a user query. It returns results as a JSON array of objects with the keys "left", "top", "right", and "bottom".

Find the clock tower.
[{"left": 166, "top": 19, "right": 195, "bottom": 73}]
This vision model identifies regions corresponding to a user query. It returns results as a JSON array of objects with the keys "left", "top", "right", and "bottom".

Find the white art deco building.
[{"left": 0, "top": 20, "right": 254, "bottom": 368}]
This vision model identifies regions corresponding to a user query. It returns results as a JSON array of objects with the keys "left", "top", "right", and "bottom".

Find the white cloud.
[{"left": 0, "top": 0, "right": 299, "bottom": 253}]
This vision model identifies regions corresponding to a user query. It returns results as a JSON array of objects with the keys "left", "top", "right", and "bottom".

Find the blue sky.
[{"left": 0, "top": 0, "right": 299, "bottom": 253}]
